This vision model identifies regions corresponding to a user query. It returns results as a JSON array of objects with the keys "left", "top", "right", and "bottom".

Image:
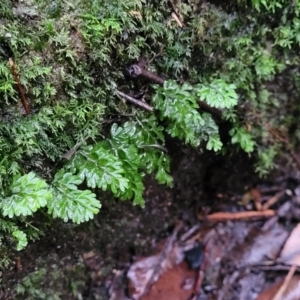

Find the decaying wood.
[
  {"left": 116, "top": 90, "right": 153, "bottom": 112},
  {"left": 9, "top": 58, "right": 30, "bottom": 115}
]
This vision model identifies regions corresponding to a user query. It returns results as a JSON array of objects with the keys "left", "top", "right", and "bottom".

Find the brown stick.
[
  {"left": 198, "top": 210, "right": 275, "bottom": 222},
  {"left": 127, "top": 64, "right": 222, "bottom": 118},
  {"left": 171, "top": 12, "right": 183, "bottom": 28},
  {"left": 198, "top": 101, "right": 222, "bottom": 118},
  {"left": 116, "top": 90, "right": 153, "bottom": 112},
  {"left": 138, "top": 222, "right": 183, "bottom": 299},
  {"left": 9, "top": 58, "right": 30, "bottom": 115},
  {"left": 262, "top": 191, "right": 285, "bottom": 211},
  {"left": 272, "top": 265, "right": 297, "bottom": 300},
  {"left": 168, "top": 0, "right": 179, "bottom": 15},
  {"left": 127, "top": 64, "right": 165, "bottom": 85}
]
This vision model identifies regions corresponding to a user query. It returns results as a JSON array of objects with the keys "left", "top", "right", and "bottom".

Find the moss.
[{"left": 0, "top": 0, "right": 299, "bottom": 261}]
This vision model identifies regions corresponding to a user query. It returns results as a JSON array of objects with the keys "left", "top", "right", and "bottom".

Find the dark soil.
[{"left": 0, "top": 143, "right": 262, "bottom": 300}]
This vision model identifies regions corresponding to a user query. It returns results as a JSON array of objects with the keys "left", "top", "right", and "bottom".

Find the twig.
[
  {"left": 263, "top": 201, "right": 291, "bottom": 231},
  {"left": 168, "top": 0, "right": 184, "bottom": 26},
  {"left": 188, "top": 270, "right": 204, "bottom": 300},
  {"left": 148, "top": 49, "right": 165, "bottom": 64},
  {"left": 127, "top": 64, "right": 222, "bottom": 118},
  {"left": 62, "top": 141, "right": 84, "bottom": 160},
  {"left": 188, "top": 242, "right": 209, "bottom": 300},
  {"left": 8, "top": 58, "right": 30, "bottom": 115},
  {"left": 109, "top": 270, "right": 130, "bottom": 300},
  {"left": 138, "top": 222, "right": 183, "bottom": 299},
  {"left": 116, "top": 90, "right": 153, "bottom": 112},
  {"left": 198, "top": 101, "right": 222, "bottom": 118},
  {"left": 262, "top": 190, "right": 285, "bottom": 211},
  {"left": 250, "top": 188, "right": 262, "bottom": 211},
  {"left": 217, "top": 271, "right": 240, "bottom": 300},
  {"left": 198, "top": 209, "right": 275, "bottom": 222},
  {"left": 127, "top": 64, "right": 165, "bottom": 85},
  {"left": 272, "top": 264, "right": 297, "bottom": 300},
  {"left": 138, "top": 144, "right": 168, "bottom": 153},
  {"left": 249, "top": 263, "right": 300, "bottom": 272},
  {"left": 171, "top": 12, "right": 183, "bottom": 27},
  {"left": 168, "top": 0, "right": 179, "bottom": 15},
  {"left": 180, "top": 224, "right": 201, "bottom": 242}
]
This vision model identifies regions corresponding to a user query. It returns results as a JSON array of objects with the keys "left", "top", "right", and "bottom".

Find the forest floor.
[{"left": 1, "top": 142, "right": 300, "bottom": 300}]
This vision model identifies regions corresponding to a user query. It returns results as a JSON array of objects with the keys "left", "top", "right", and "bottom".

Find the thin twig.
[
  {"left": 116, "top": 90, "right": 153, "bottom": 112},
  {"left": 127, "top": 64, "right": 165, "bottom": 85},
  {"left": 168, "top": 0, "right": 184, "bottom": 26},
  {"left": 127, "top": 64, "right": 222, "bottom": 118},
  {"left": 262, "top": 190, "right": 285, "bottom": 211},
  {"left": 8, "top": 58, "right": 30, "bottom": 115},
  {"left": 138, "top": 144, "right": 168, "bottom": 153},
  {"left": 138, "top": 222, "right": 183, "bottom": 299},
  {"left": 171, "top": 12, "right": 183, "bottom": 27},
  {"left": 272, "top": 264, "right": 297, "bottom": 300},
  {"left": 168, "top": 0, "right": 179, "bottom": 15},
  {"left": 249, "top": 263, "right": 300, "bottom": 272},
  {"left": 62, "top": 141, "right": 84, "bottom": 160},
  {"left": 180, "top": 224, "right": 201, "bottom": 242},
  {"left": 198, "top": 101, "right": 222, "bottom": 118},
  {"left": 198, "top": 209, "right": 276, "bottom": 222}
]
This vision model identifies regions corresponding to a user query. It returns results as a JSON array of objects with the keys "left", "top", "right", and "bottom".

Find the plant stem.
[
  {"left": 116, "top": 90, "right": 153, "bottom": 112},
  {"left": 127, "top": 63, "right": 222, "bottom": 118},
  {"left": 9, "top": 58, "right": 30, "bottom": 115}
]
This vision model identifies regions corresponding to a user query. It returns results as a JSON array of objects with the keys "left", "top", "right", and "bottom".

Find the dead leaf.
[
  {"left": 256, "top": 280, "right": 284, "bottom": 300},
  {"left": 127, "top": 224, "right": 184, "bottom": 300},
  {"left": 279, "top": 223, "right": 300, "bottom": 266},
  {"left": 141, "top": 261, "right": 196, "bottom": 300},
  {"left": 257, "top": 275, "right": 300, "bottom": 300}
]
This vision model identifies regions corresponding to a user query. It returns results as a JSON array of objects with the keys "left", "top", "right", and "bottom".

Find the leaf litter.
[{"left": 104, "top": 172, "right": 300, "bottom": 300}]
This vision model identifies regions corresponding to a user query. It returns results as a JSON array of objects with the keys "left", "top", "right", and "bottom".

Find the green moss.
[{"left": 0, "top": 0, "right": 299, "bottom": 258}]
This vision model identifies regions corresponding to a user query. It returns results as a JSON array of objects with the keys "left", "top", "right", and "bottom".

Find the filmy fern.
[
  {"left": 153, "top": 79, "right": 239, "bottom": 150},
  {"left": 68, "top": 116, "right": 172, "bottom": 206},
  {"left": 1, "top": 0, "right": 300, "bottom": 258},
  {"left": 196, "top": 79, "right": 238, "bottom": 109},
  {"left": 49, "top": 171, "right": 101, "bottom": 223},
  {"left": 1, "top": 172, "right": 50, "bottom": 218}
]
